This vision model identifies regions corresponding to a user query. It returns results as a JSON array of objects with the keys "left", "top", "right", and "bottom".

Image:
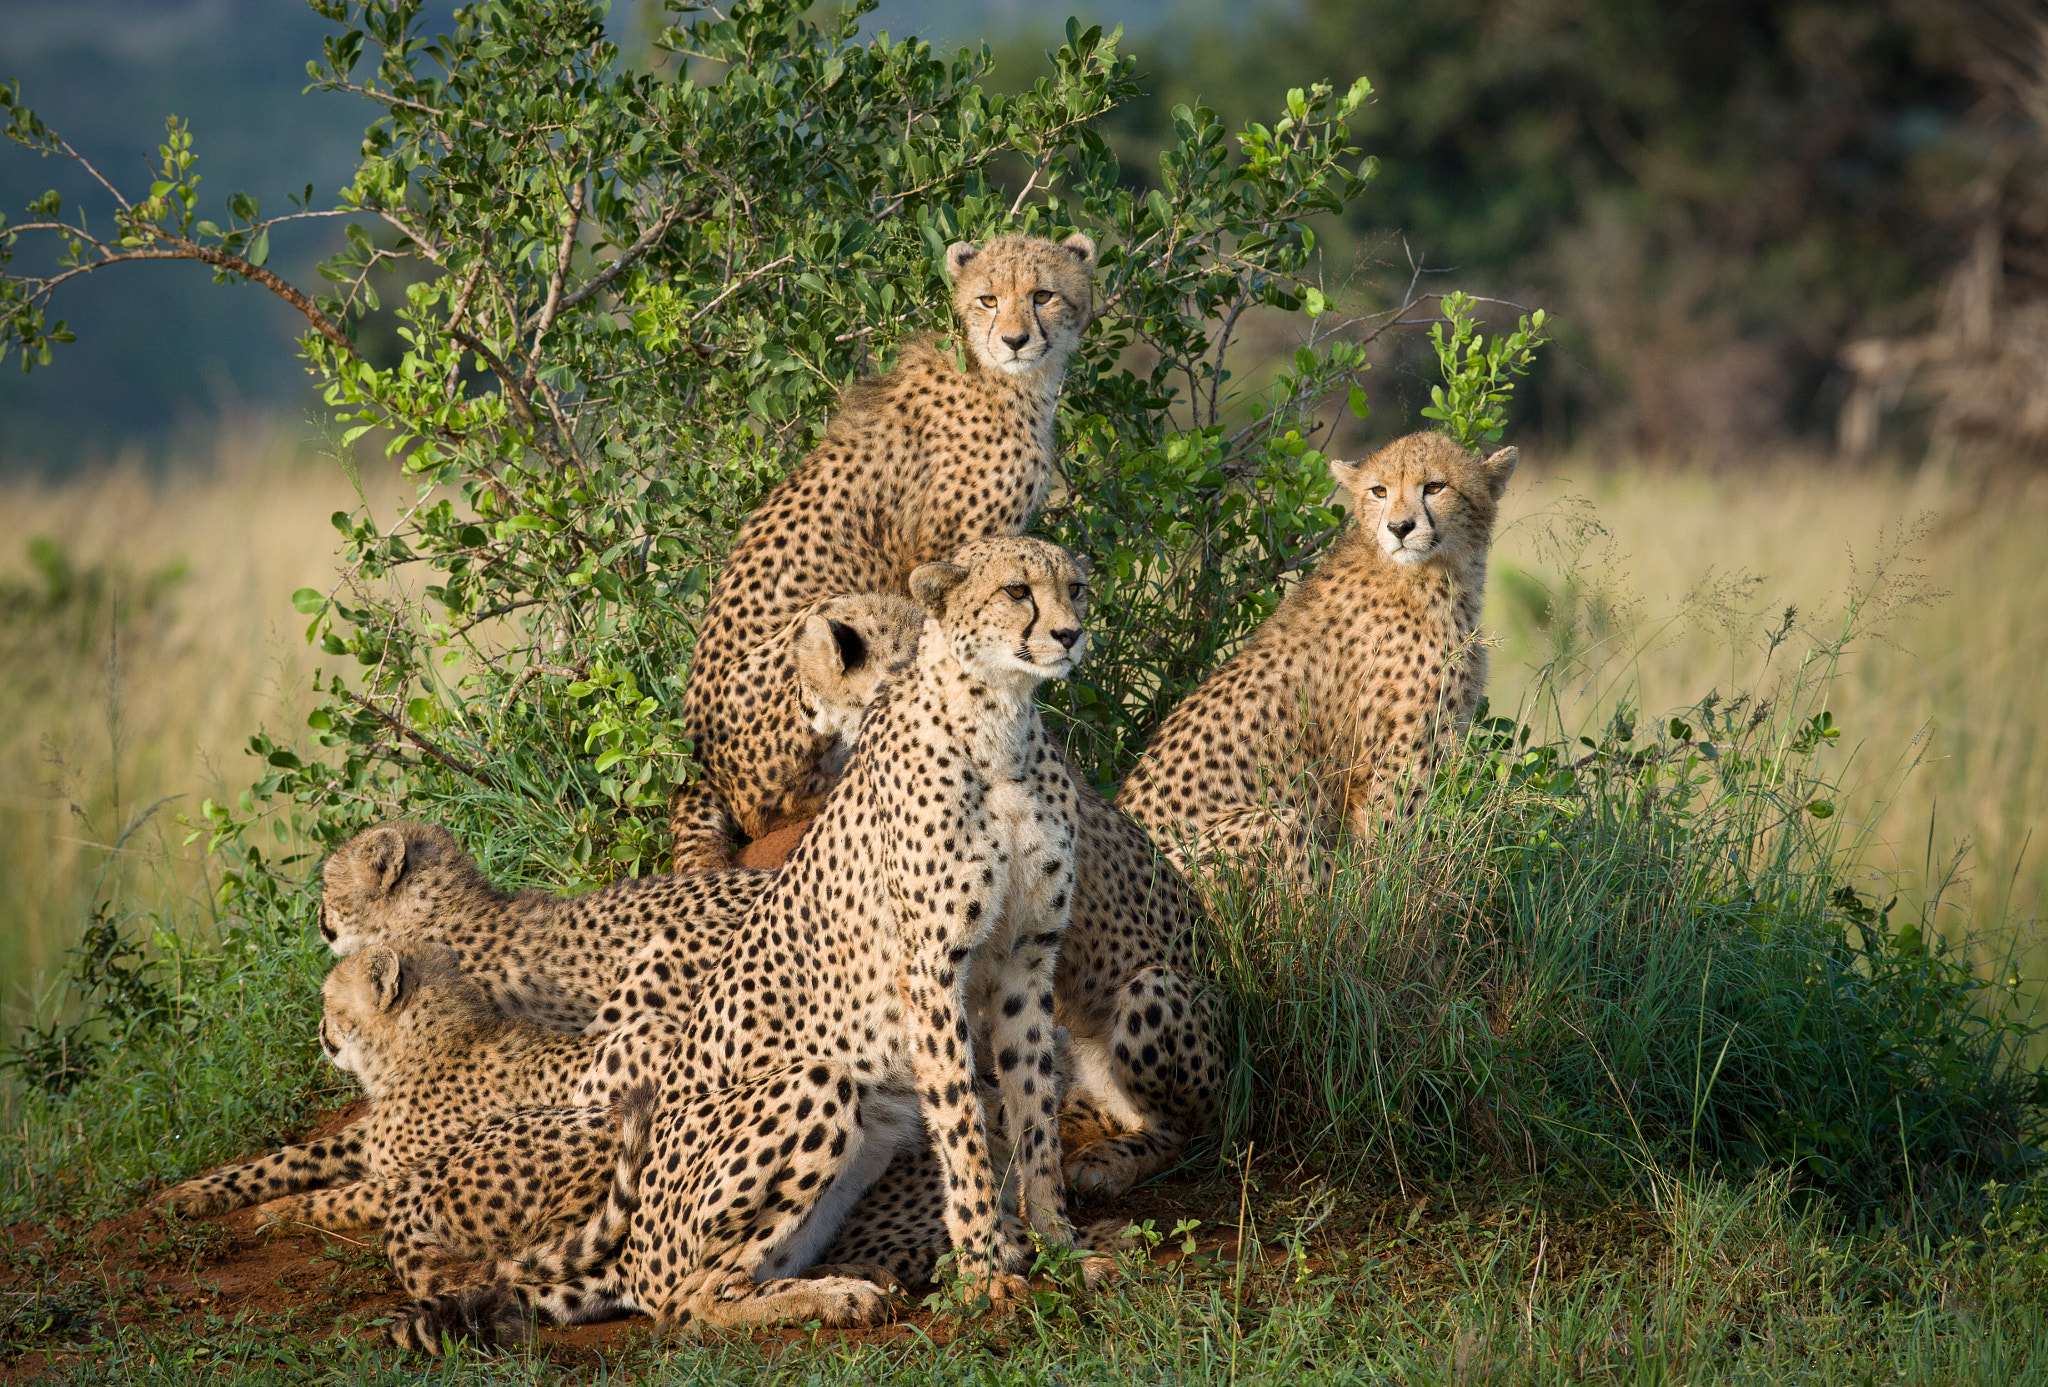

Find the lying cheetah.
[
  {"left": 156, "top": 943, "right": 594, "bottom": 1225},
  {"left": 606, "top": 536, "right": 1091, "bottom": 1333},
  {"left": 677, "top": 232, "right": 1097, "bottom": 854},
  {"left": 379, "top": 1084, "right": 655, "bottom": 1353},
  {"left": 387, "top": 1031, "right": 1075, "bottom": 1352},
  {"left": 686, "top": 599, "right": 1218, "bottom": 1197},
  {"left": 1118, "top": 432, "right": 1518, "bottom": 883},
  {"left": 669, "top": 591, "right": 924, "bottom": 871},
  {"left": 318, "top": 820, "right": 771, "bottom": 1031}
]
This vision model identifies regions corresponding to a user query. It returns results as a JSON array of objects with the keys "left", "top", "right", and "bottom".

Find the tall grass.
[
  {"left": 0, "top": 423, "right": 402, "bottom": 1026},
  {"left": 1485, "top": 457, "right": 2048, "bottom": 988}
]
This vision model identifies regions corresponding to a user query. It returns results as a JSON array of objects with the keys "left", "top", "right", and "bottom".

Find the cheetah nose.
[
  {"left": 1051, "top": 627, "right": 1081, "bottom": 650},
  {"left": 1387, "top": 518, "right": 1417, "bottom": 540},
  {"left": 1002, "top": 332, "right": 1031, "bottom": 351}
]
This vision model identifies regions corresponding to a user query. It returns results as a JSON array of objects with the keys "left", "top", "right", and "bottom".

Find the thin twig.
[
  {"left": 345, "top": 691, "right": 498, "bottom": 787},
  {"left": 524, "top": 177, "right": 587, "bottom": 386},
  {"left": 447, "top": 327, "right": 572, "bottom": 468},
  {"left": 686, "top": 254, "right": 796, "bottom": 325},
  {"left": 526, "top": 198, "right": 695, "bottom": 330}
]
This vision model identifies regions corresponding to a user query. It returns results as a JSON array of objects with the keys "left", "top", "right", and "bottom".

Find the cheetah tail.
[
  {"left": 384, "top": 1282, "right": 534, "bottom": 1356},
  {"left": 508, "top": 1080, "right": 656, "bottom": 1285}
]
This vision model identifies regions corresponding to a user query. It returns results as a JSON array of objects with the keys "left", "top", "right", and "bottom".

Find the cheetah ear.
[
  {"left": 945, "top": 241, "right": 979, "bottom": 280},
  {"left": 365, "top": 946, "right": 406, "bottom": 1013},
  {"left": 1328, "top": 457, "right": 1365, "bottom": 507},
  {"left": 1060, "top": 232, "right": 1098, "bottom": 271},
  {"left": 794, "top": 615, "right": 865, "bottom": 692},
  {"left": 361, "top": 826, "right": 407, "bottom": 897},
  {"left": 910, "top": 562, "right": 970, "bottom": 616},
  {"left": 1068, "top": 552, "right": 1093, "bottom": 583},
  {"left": 1481, "top": 445, "right": 1519, "bottom": 501}
]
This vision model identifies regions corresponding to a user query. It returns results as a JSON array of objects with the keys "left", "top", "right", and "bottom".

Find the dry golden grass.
[
  {"left": 1486, "top": 456, "right": 2048, "bottom": 987},
  {"left": 2, "top": 437, "right": 2040, "bottom": 1028},
  {"left": 0, "top": 421, "right": 403, "bottom": 1022}
]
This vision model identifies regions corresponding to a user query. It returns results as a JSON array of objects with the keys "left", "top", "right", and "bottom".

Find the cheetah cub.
[
  {"left": 156, "top": 943, "right": 592, "bottom": 1226},
  {"left": 669, "top": 591, "right": 923, "bottom": 871},
  {"left": 616, "top": 536, "right": 1091, "bottom": 1334},
  {"left": 677, "top": 231, "right": 1097, "bottom": 857},
  {"left": 1118, "top": 431, "right": 1518, "bottom": 884},
  {"left": 318, "top": 820, "right": 770, "bottom": 1031}
]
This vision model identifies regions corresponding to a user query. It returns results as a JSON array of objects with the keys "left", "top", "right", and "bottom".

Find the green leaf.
[{"left": 291, "top": 587, "right": 326, "bottom": 614}]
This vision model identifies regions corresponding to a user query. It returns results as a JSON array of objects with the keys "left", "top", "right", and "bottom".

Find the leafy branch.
[{"left": 1420, "top": 289, "right": 1550, "bottom": 449}]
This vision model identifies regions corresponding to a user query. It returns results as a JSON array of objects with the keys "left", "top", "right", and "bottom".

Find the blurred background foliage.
[{"left": 5, "top": 0, "right": 2045, "bottom": 470}]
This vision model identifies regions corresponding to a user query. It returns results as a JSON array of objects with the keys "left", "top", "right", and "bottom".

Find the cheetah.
[
  {"left": 1117, "top": 431, "right": 1519, "bottom": 884},
  {"left": 602, "top": 536, "right": 1092, "bottom": 1334},
  {"left": 668, "top": 591, "right": 924, "bottom": 872},
  {"left": 156, "top": 943, "right": 595, "bottom": 1226},
  {"left": 378, "top": 1084, "right": 655, "bottom": 1354},
  {"left": 677, "top": 232, "right": 1097, "bottom": 855},
  {"left": 318, "top": 820, "right": 771, "bottom": 1031},
  {"left": 685, "top": 597, "right": 1218, "bottom": 1198}
]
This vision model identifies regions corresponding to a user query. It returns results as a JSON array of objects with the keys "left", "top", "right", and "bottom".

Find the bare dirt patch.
[{"left": 0, "top": 1102, "right": 1263, "bottom": 1376}]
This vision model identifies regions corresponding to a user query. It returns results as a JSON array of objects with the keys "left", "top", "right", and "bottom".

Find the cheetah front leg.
[
  {"left": 155, "top": 1123, "right": 372, "bottom": 1218},
  {"left": 624, "top": 1063, "right": 914, "bottom": 1332},
  {"left": 984, "top": 936, "right": 1075, "bottom": 1252},
  {"left": 667, "top": 781, "right": 739, "bottom": 873},
  {"left": 256, "top": 1177, "right": 390, "bottom": 1232}
]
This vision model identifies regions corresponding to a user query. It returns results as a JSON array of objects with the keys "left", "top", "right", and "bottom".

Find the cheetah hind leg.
[
  {"left": 385, "top": 1084, "right": 656, "bottom": 1354},
  {"left": 631, "top": 1066, "right": 916, "bottom": 1333},
  {"left": 1062, "top": 966, "right": 1222, "bottom": 1198},
  {"left": 1165, "top": 805, "right": 1332, "bottom": 895},
  {"left": 666, "top": 781, "right": 739, "bottom": 873}
]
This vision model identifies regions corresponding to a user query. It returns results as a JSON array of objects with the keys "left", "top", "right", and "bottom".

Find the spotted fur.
[
  {"left": 669, "top": 592, "right": 924, "bottom": 871},
  {"left": 677, "top": 233, "right": 1097, "bottom": 855},
  {"left": 317, "top": 821, "right": 771, "bottom": 1032},
  {"left": 592, "top": 537, "right": 1090, "bottom": 1333},
  {"left": 1117, "top": 432, "right": 1518, "bottom": 884}
]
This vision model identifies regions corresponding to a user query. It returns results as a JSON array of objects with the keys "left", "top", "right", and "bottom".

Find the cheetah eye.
[
  {"left": 1423, "top": 481, "right": 1447, "bottom": 496},
  {"left": 1003, "top": 584, "right": 1031, "bottom": 601},
  {"left": 1068, "top": 583, "right": 1084, "bottom": 599},
  {"left": 1369, "top": 485, "right": 1388, "bottom": 499},
  {"left": 978, "top": 295, "right": 998, "bottom": 309},
  {"left": 1032, "top": 290, "right": 1055, "bottom": 305}
]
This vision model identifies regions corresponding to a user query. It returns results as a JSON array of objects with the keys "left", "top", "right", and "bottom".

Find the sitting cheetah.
[
  {"left": 156, "top": 943, "right": 594, "bottom": 1225},
  {"left": 676, "top": 231, "right": 1097, "bottom": 855},
  {"left": 685, "top": 599, "right": 1218, "bottom": 1198},
  {"left": 669, "top": 591, "right": 924, "bottom": 871},
  {"left": 1117, "top": 432, "right": 1519, "bottom": 883},
  {"left": 318, "top": 820, "right": 771, "bottom": 1031},
  {"left": 605, "top": 536, "right": 1091, "bottom": 1333}
]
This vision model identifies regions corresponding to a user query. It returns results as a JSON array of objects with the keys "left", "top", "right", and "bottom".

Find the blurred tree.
[{"left": 1085, "top": 0, "right": 1995, "bottom": 457}]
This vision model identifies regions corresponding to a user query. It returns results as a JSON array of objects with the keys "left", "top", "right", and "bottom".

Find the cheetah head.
[
  {"left": 909, "top": 536, "right": 1091, "bottom": 694},
  {"left": 319, "top": 941, "right": 485, "bottom": 1093},
  {"left": 1331, "top": 432, "right": 1518, "bottom": 569},
  {"left": 317, "top": 820, "right": 476, "bottom": 955},
  {"left": 946, "top": 232, "right": 1098, "bottom": 378},
  {"left": 793, "top": 592, "right": 926, "bottom": 745}
]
